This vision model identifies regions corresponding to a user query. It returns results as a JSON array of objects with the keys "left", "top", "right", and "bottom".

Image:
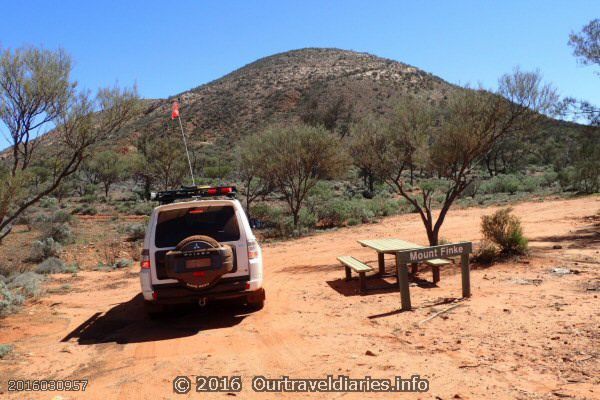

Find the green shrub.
[
  {"left": 36, "top": 257, "right": 67, "bottom": 274},
  {"left": 44, "top": 223, "right": 73, "bottom": 244},
  {"left": 249, "top": 202, "right": 272, "bottom": 222},
  {"left": 315, "top": 198, "right": 378, "bottom": 228},
  {"left": 474, "top": 240, "right": 499, "bottom": 264},
  {"left": 316, "top": 199, "right": 354, "bottom": 228},
  {"left": 497, "top": 174, "right": 522, "bottom": 194},
  {"left": 298, "top": 208, "right": 317, "bottom": 230},
  {"left": 481, "top": 207, "right": 528, "bottom": 254},
  {"left": 14, "top": 213, "right": 33, "bottom": 229},
  {"left": 34, "top": 211, "right": 74, "bottom": 243},
  {"left": 81, "top": 193, "right": 99, "bottom": 203},
  {"left": 7, "top": 272, "right": 45, "bottom": 297},
  {"left": 542, "top": 171, "right": 559, "bottom": 187},
  {"left": 461, "top": 179, "right": 481, "bottom": 198},
  {"left": 114, "top": 259, "right": 133, "bottom": 268},
  {"left": 51, "top": 210, "right": 73, "bottom": 224},
  {"left": 29, "top": 238, "right": 62, "bottom": 262},
  {"left": 132, "top": 202, "right": 154, "bottom": 216},
  {"left": 125, "top": 223, "right": 146, "bottom": 241},
  {"left": 0, "top": 281, "right": 24, "bottom": 316},
  {"left": 73, "top": 204, "right": 98, "bottom": 215},
  {"left": 558, "top": 164, "right": 599, "bottom": 194},
  {"left": 478, "top": 180, "right": 494, "bottom": 194},
  {"left": 366, "top": 197, "right": 401, "bottom": 217},
  {"left": 98, "top": 258, "right": 132, "bottom": 270},
  {"left": 39, "top": 197, "right": 58, "bottom": 209},
  {"left": 0, "top": 344, "right": 13, "bottom": 358},
  {"left": 520, "top": 175, "right": 542, "bottom": 193},
  {"left": 480, "top": 174, "right": 523, "bottom": 194}
]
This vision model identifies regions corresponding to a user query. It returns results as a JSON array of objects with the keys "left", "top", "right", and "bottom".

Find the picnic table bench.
[
  {"left": 358, "top": 238, "right": 451, "bottom": 282},
  {"left": 337, "top": 256, "right": 373, "bottom": 293},
  {"left": 337, "top": 238, "right": 473, "bottom": 309}
]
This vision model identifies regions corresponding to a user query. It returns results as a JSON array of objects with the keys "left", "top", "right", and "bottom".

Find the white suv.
[{"left": 139, "top": 186, "right": 264, "bottom": 317}]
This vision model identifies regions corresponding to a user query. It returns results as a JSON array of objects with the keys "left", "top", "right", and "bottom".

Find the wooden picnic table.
[
  {"left": 358, "top": 238, "right": 424, "bottom": 275},
  {"left": 350, "top": 238, "right": 472, "bottom": 310}
]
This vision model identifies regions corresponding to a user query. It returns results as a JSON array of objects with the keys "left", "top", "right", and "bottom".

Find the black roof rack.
[{"left": 151, "top": 186, "right": 237, "bottom": 205}]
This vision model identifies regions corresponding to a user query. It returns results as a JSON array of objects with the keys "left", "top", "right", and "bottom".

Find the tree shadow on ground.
[
  {"left": 61, "top": 294, "right": 249, "bottom": 345},
  {"left": 531, "top": 224, "right": 600, "bottom": 249}
]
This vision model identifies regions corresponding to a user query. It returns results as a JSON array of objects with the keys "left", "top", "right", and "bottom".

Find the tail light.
[
  {"left": 247, "top": 240, "right": 260, "bottom": 260},
  {"left": 141, "top": 250, "right": 150, "bottom": 269}
]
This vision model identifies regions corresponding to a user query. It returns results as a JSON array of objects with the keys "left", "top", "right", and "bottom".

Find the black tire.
[
  {"left": 164, "top": 235, "right": 234, "bottom": 289},
  {"left": 175, "top": 235, "right": 234, "bottom": 269},
  {"left": 176, "top": 234, "right": 220, "bottom": 250},
  {"left": 246, "top": 299, "right": 264, "bottom": 312},
  {"left": 246, "top": 288, "right": 265, "bottom": 312}
]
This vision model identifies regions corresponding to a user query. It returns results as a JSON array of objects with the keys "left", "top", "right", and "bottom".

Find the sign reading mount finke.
[{"left": 396, "top": 242, "right": 472, "bottom": 264}]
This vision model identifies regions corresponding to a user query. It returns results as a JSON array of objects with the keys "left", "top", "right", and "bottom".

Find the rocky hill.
[{"left": 123, "top": 48, "right": 457, "bottom": 146}]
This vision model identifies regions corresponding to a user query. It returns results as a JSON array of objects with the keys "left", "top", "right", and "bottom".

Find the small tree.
[
  {"left": 0, "top": 46, "right": 139, "bottom": 242},
  {"left": 567, "top": 19, "right": 599, "bottom": 125},
  {"left": 133, "top": 132, "right": 187, "bottom": 193},
  {"left": 88, "top": 150, "right": 124, "bottom": 198},
  {"left": 236, "top": 135, "right": 273, "bottom": 216},
  {"left": 376, "top": 70, "right": 557, "bottom": 245},
  {"left": 380, "top": 98, "right": 432, "bottom": 187},
  {"left": 252, "top": 124, "right": 347, "bottom": 228},
  {"left": 569, "top": 18, "right": 600, "bottom": 67},
  {"left": 348, "top": 116, "right": 387, "bottom": 193}
]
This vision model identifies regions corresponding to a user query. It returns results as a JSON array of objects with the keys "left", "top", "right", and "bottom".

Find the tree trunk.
[
  {"left": 143, "top": 178, "right": 151, "bottom": 200},
  {"left": 485, "top": 157, "right": 494, "bottom": 177},
  {"left": 426, "top": 227, "right": 439, "bottom": 246},
  {"left": 245, "top": 193, "right": 252, "bottom": 220}
]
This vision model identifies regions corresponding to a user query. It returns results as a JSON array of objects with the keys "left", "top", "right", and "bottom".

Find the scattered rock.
[
  {"left": 551, "top": 268, "right": 572, "bottom": 276},
  {"left": 552, "top": 245, "right": 562, "bottom": 249},
  {"left": 512, "top": 278, "right": 543, "bottom": 286},
  {"left": 365, "top": 350, "right": 376, "bottom": 356},
  {"left": 552, "top": 391, "right": 572, "bottom": 398}
]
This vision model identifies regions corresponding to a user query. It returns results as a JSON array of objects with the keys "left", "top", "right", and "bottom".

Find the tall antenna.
[{"left": 172, "top": 100, "right": 196, "bottom": 186}]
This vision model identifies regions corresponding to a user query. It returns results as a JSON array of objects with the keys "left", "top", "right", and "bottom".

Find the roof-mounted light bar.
[{"left": 151, "top": 186, "right": 237, "bottom": 204}]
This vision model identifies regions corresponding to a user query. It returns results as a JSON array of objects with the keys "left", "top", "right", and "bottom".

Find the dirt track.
[{"left": 1, "top": 196, "right": 599, "bottom": 399}]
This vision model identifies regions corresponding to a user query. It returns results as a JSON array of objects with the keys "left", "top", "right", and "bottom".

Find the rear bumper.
[{"left": 144, "top": 275, "right": 262, "bottom": 304}]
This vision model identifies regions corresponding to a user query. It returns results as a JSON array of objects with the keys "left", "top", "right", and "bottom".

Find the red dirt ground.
[{"left": 0, "top": 196, "right": 598, "bottom": 399}]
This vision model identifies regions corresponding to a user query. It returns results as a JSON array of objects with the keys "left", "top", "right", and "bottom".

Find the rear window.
[{"left": 154, "top": 206, "right": 240, "bottom": 247}]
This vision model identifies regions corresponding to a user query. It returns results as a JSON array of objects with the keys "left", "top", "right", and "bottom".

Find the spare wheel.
[{"left": 164, "top": 235, "right": 234, "bottom": 290}]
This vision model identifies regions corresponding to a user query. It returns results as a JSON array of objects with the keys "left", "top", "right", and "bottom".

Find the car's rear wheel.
[{"left": 245, "top": 288, "right": 265, "bottom": 312}]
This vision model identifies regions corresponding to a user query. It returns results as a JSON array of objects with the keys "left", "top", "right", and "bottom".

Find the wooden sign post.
[{"left": 395, "top": 242, "right": 472, "bottom": 311}]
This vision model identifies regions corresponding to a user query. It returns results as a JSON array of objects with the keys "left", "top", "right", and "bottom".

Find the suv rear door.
[{"left": 149, "top": 201, "right": 250, "bottom": 285}]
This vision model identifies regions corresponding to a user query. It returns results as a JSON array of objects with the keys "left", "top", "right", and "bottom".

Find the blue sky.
[{"left": 0, "top": 1, "right": 598, "bottom": 140}]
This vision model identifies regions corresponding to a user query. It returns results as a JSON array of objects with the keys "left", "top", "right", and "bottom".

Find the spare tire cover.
[{"left": 164, "top": 235, "right": 234, "bottom": 290}]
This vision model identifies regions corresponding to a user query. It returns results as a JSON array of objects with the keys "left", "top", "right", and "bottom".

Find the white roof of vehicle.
[{"left": 153, "top": 199, "right": 240, "bottom": 212}]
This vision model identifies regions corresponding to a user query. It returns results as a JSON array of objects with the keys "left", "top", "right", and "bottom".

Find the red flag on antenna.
[{"left": 171, "top": 101, "right": 180, "bottom": 120}]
